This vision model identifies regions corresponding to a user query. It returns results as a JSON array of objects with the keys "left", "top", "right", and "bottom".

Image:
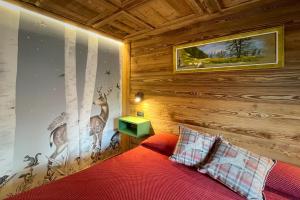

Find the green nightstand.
[
  {"left": 118, "top": 116, "right": 151, "bottom": 150},
  {"left": 118, "top": 116, "right": 151, "bottom": 138}
]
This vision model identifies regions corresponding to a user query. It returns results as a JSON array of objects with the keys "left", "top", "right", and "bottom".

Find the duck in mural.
[
  {"left": 16, "top": 168, "right": 35, "bottom": 193},
  {"left": 0, "top": 175, "right": 9, "bottom": 188},
  {"left": 0, "top": 174, "right": 16, "bottom": 188},
  {"left": 14, "top": 154, "right": 41, "bottom": 193},
  {"left": 24, "top": 153, "right": 42, "bottom": 168},
  {"left": 90, "top": 87, "right": 112, "bottom": 161},
  {"left": 107, "top": 130, "right": 120, "bottom": 151}
]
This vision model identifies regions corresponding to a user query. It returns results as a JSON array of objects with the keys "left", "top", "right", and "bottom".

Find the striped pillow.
[
  {"left": 199, "top": 139, "right": 275, "bottom": 200},
  {"left": 169, "top": 126, "right": 216, "bottom": 166}
]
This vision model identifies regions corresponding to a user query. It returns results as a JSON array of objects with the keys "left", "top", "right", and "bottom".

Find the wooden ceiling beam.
[
  {"left": 121, "top": 11, "right": 154, "bottom": 30},
  {"left": 107, "top": 0, "right": 149, "bottom": 10},
  {"left": 92, "top": 11, "right": 123, "bottom": 28},
  {"left": 184, "top": 0, "right": 205, "bottom": 15},
  {"left": 4, "top": 0, "right": 123, "bottom": 41},
  {"left": 8, "top": 0, "right": 281, "bottom": 42},
  {"left": 122, "top": 0, "right": 149, "bottom": 10},
  {"left": 86, "top": 9, "right": 119, "bottom": 26},
  {"left": 91, "top": 10, "right": 154, "bottom": 38},
  {"left": 110, "top": 20, "right": 136, "bottom": 34},
  {"left": 92, "top": 11, "right": 154, "bottom": 30},
  {"left": 125, "top": 0, "right": 279, "bottom": 41},
  {"left": 199, "top": 0, "right": 222, "bottom": 14},
  {"left": 124, "top": 13, "right": 199, "bottom": 40}
]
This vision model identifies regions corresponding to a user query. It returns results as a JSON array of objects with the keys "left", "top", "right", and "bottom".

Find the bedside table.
[{"left": 118, "top": 116, "right": 151, "bottom": 150}]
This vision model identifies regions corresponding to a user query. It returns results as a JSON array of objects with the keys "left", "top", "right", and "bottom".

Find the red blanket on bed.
[{"left": 7, "top": 146, "right": 299, "bottom": 200}]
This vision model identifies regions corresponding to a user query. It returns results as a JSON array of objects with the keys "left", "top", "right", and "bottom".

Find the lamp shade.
[{"left": 135, "top": 92, "right": 144, "bottom": 103}]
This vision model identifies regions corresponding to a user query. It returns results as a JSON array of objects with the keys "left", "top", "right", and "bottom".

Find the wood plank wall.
[{"left": 127, "top": 0, "right": 300, "bottom": 166}]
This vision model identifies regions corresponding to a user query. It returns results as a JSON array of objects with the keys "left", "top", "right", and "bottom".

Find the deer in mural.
[
  {"left": 90, "top": 87, "right": 111, "bottom": 161},
  {"left": 47, "top": 112, "right": 68, "bottom": 169},
  {"left": 46, "top": 87, "right": 111, "bottom": 175}
]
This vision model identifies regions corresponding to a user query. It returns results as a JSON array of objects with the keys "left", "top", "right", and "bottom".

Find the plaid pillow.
[
  {"left": 199, "top": 139, "right": 275, "bottom": 200},
  {"left": 169, "top": 126, "right": 217, "bottom": 166}
]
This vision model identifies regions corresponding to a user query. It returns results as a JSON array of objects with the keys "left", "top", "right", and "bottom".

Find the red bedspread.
[{"left": 8, "top": 146, "right": 296, "bottom": 200}]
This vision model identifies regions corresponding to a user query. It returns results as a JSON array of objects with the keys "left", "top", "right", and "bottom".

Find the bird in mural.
[
  {"left": 107, "top": 130, "right": 120, "bottom": 151},
  {"left": 0, "top": 175, "right": 9, "bottom": 187},
  {"left": 105, "top": 70, "right": 111, "bottom": 75},
  {"left": 18, "top": 173, "right": 31, "bottom": 181},
  {"left": 24, "top": 153, "right": 42, "bottom": 168},
  {"left": 116, "top": 83, "right": 120, "bottom": 90},
  {"left": 58, "top": 73, "right": 65, "bottom": 78},
  {"left": 17, "top": 168, "right": 35, "bottom": 193},
  {"left": 0, "top": 174, "right": 16, "bottom": 188}
]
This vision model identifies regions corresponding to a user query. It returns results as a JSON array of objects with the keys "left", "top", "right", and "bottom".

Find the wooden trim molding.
[
  {"left": 120, "top": 42, "right": 131, "bottom": 151},
  {"left": 121, "top": 42, "right": 131, "bottom": 116}
]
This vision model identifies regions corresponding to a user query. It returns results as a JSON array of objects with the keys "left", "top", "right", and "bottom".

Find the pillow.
[
  {"left": 141, "top": 133, "right": 178, "bottom": 156},
  {"left": 265, "top": 161, "right": 300, "bottom": 199},
  {"left": 169, "top": 125, "right": 217, "bottom": 167},
  {"left": 199, "top": 139, "right": 275, "bottom": 200}
]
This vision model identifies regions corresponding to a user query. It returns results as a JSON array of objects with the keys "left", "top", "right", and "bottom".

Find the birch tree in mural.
[
  {"left": 0, "top": 7, "right": 19, "bottom": 180},
  {"left": 79, "top": 35, "right": 98, "bottom": 162},
  {"left": 64, "top": 27, "right": 80, "bottom": 171}
]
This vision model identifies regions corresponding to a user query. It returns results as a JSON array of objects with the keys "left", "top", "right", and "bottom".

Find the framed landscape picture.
[{"left": 173, "top": 26, "right": 284, "bottom": 73}]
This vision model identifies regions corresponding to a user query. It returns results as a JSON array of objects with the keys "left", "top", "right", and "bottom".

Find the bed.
[{"left": 7, "top": 134, "right": 300, "bottom": 200}]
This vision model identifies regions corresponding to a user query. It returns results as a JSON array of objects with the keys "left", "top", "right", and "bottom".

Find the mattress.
[{"left": 7, "top": 146, "right": 295, "bottom": 200}]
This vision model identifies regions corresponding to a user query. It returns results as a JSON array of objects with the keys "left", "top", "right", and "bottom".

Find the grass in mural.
[{"left": 177, "top": 33, "right": 277, "bottom": 69}]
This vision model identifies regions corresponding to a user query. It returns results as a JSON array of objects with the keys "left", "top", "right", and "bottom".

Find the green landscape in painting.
[{"left": 177, "top": 32, "right": 277, "bottom": 70}]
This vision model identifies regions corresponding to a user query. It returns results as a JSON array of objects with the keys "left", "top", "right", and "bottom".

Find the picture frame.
[{"left": 173, "top": 26, "right": 284, "bottom": 73}]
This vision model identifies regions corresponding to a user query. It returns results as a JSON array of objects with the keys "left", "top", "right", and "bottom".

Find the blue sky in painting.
[{"left": 197, "top": 38, "right": 265, "bottom": 54}]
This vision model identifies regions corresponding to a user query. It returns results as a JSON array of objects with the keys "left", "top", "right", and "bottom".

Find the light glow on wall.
[{"left": 0, "top": 0, "right": 123, "bottom": 46}]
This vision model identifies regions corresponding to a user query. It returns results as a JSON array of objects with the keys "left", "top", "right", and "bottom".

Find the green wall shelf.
[{"left": 118, "top": 116, "right": 150, "bottom": 138}]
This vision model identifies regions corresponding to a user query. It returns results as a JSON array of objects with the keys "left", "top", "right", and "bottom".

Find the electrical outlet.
[{"left": 137, "top": 111, "right": 144, "bottom": 117}]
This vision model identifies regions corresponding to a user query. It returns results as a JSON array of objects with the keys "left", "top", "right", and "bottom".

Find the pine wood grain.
[
  {"left": 128, "top": 0, "right": 300, "bottom": 166},
  {"left": 18, "top": 0, "right": 276, "bottom": 40}
]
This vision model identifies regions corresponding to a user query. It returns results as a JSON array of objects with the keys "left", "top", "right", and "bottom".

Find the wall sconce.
[{"left": 135, "top": 92, "right": 144, "bottom": 103}]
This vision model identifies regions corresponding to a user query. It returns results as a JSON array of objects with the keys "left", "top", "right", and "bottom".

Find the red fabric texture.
[
  {"left": 8, "top": 146, "right": 299, "bottom": 200},
  {"left": 141, "top": 133, "right": 178, "bottom": 156},
  {"left": 265, "top": 161, "right": 300, "bottom": 199}
]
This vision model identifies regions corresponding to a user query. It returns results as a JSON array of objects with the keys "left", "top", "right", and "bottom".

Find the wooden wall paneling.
[
  {"left": 128, "top": 0, "right": 300, "bottom": 166},
  {"left": 120, "top": 42, "right": 131, "bottom": 151}
]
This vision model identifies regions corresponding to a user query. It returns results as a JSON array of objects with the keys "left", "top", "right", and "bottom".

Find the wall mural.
[{"left": 0, "top": 6, "right": 122, "bottom": 199}]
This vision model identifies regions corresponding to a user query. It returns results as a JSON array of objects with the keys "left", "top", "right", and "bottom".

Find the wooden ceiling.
[{"left": 18, "top": 0, "right": 269, "bottom": 40}]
